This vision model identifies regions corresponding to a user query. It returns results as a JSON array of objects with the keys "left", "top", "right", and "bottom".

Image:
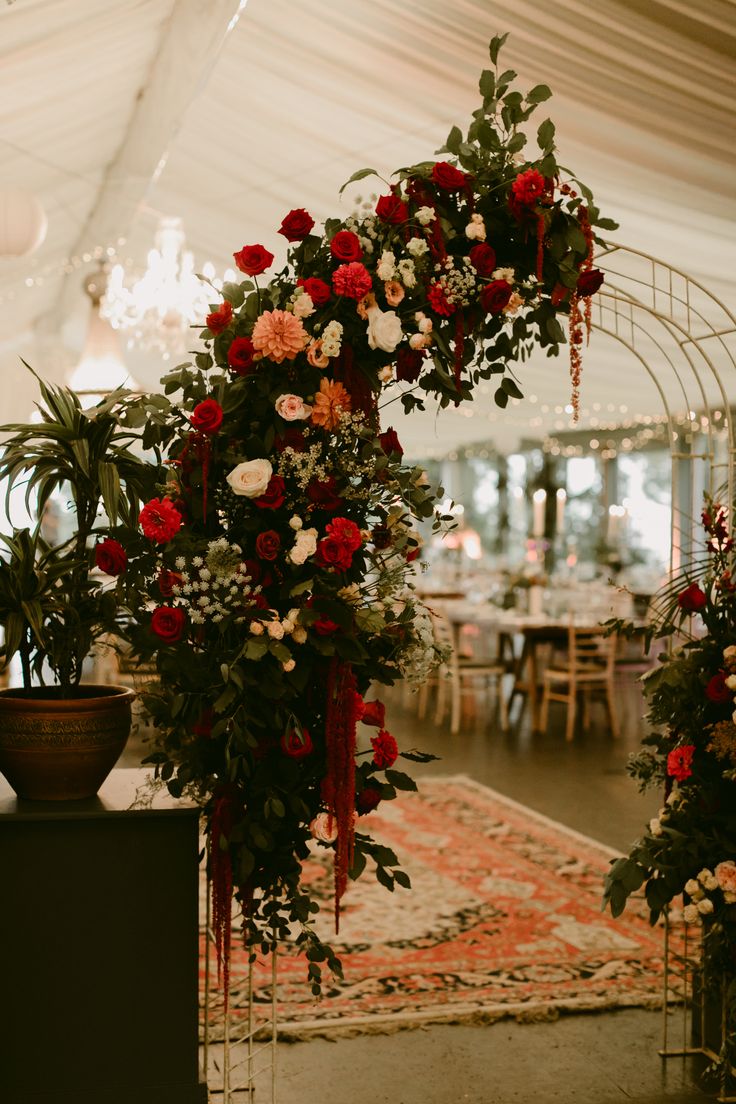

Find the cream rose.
[
  {"left": 310, "top": 812, "right": 338, "bottom": 843},
  {"left": 288, "top": 527, "right": 318, "bottom": 565},
  {"left": 715, "top": 860, "right": 736, "bottom": 894},
  {"left": 366, "top": 306, "right": 403, "bottom": 353},
  {"left": 227, "top": 458, "right": 272, "bottom": 498},
  {"left": 292, "top": 291, "right": 314, "bottom": 319},
  {"left": 682, "top": 903, "right": 701, "bottom": 925},
  {"left": 275, "top": 394, "right": 313, "bottom": 421},
  {"left": 267, "top": 621, "right": 285, "bottom": 640}
]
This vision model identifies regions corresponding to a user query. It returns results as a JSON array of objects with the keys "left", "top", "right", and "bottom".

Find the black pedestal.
[{"left": 0, "top": 769, "right": 207, "bottom": 1104}]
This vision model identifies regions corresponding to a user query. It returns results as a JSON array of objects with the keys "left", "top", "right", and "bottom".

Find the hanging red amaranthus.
[
  {"left": 323, "top": 657, "right": 359, "bottom": 931},
  {"left": 336, "top": 343, "right": 377, "bottom": 422},
  {"left": 567, "top": 204, "right": 595, "bottom": 422}
]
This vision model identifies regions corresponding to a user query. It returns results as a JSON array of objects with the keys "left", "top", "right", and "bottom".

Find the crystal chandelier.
[{"left": 101, "top": 217, "right": 229, "bottom": 360}]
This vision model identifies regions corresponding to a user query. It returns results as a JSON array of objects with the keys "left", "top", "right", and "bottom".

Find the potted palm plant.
[{"left": 0, "top": 374, "right": 154, "bottom": 800}]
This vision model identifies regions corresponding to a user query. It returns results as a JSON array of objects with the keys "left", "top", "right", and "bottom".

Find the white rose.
[
  {"left": 723, "top": 645, "right": 736, "bottom": 659},
  {"left": 407, "top": 237, "right": 429, "bottom": 257},
  {"left": 288, "top": 527, "right": 318, "bottom": 565},
  {"left": 409, "top": 332, "right": 430, "bottom": 350},
  {"left": 378, "top": 365, "right": 394, "bottom": 383},
  {"left": 366, "top": 306, "right": 403, "bottom": 353},
  {"left": 227, "top": 458, "right": 272, "bottom": 498},
  {"left": 464, "top": 213, "right": 486, "bottom": 241},
  {"left": 725, "top": 674, "right": 736, "bottom": 689},
  {"left": 492, "top": 267, "right": 515, "bottom": 284},
  {"left": 281, "top": 618, "right": 295, "bottom": 634},
  {"left": 289, "top": 515, "right": 303, "bottom": 530},
  {"left": 397, "top": 259, "right": 416, "bottom": 288},
  {"left": 287, "top": 607, "right": 300, "bottom": 623},
  {"left": 282, "top": 658, "right": 296, "bottom": 672},
  {"left": 415, "top": 206, "right": 436, "bottom": 226},
  {"left": 697, "top": 897, "right": 714, "bottom": 916},
  {"left": 725, "top": 891, "right": 736, "bottom": 904},
  {"left": 292, "top": 291, "right": 314, "bottom": 318},
  {"left": 310, "top": 812, "right": 338, "bottom": 842},
  {"left": 267, "top": 621, "right": 284, "bottom": 640},
  {"left": 648, "top": 817, "right": 663, "bottom": 837},
  {"left": 685, "top": 878, "right": 704, "bottom": 900},
  {"left": 376, "top": 251, "right": 396, "bottom": 281},
  {"left": 275, "top": 394, "right": 313, "bottom": 421},
  {"left": 418, "top": 316, "right": 433, "bottom": 334},
  {"left": 250, "top": 621, "right": 264, "bottom": 635},
  {"left": 292, "top": 626, "right": 307, "bottom": 644},
  {"left": 682, "top": 903, "right": 701, "bottom": 925},
  {"left": 698, "top": 869, "right": 718, "bottom": 891}
]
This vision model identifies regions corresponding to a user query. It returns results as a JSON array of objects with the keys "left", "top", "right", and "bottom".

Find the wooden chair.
[
  {"left": 539, "top": 622, "right": 619, "bottom": 742},
  {"left": 419, "top": 608, "right": 509, "bottom": 735}
]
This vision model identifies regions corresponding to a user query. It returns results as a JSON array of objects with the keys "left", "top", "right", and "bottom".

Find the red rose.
[
  {"left": 330, "top": 230, "right": 363, "bottom": 263},
  {"left": 379, "top": 427, "right": 403, "bottom": 458},
  {"left": 275, "top": 427, "right": 306, "bottom": 453},
  {"left": 677, "top": 583, "right": 707, "bottom": 613},
  {"left": 576, "top": 269, "right": 604, "bottom": 298},
  {"left": 205, "top": 301, "right": 233, "bottom": 334},
  {"left": 327, "top": 517, "right": 362, "bottom": 551},
  {"left": 297, "top": 277, "right": 331, "bottom": 306},
  {"left": 356, "top": 786, "right": 382, "bottom": 814},
  {"left": 192, "top": 708, "right": 214, "bottom": 738},
  {"left": 666, "top": 744, "right": 695, "bottom": 782},
  {"left": 227, "top": 336, "right": 256, "bottom": 376},
  {"left": 315, "top": 537, "right": 354, "bottom": 572},
  {"left": 480, "top": 279, "right": 513, "bottom": 315},
  {"left": 254, "top": 475, "right": 286, "bottom": 510},
  {"left": 469, "top": 243, "right": 497, "bottom": 277},
  {"left": 190, "top": 398, "right": 223, "bottom": 434},
  {"left": 314, "top": 616, "right": 340, "bottom": 635},
  {"left": 375, "top": 193, "right": 408, "bottom": 224},
  {"left": 244, "top": 558, "right": 270, "bottom": 587},
  {"left": 431, "top": 161, "right": 468, "bottom": 191},
  {"left": 510, "top": 168, "right": 546, "bottom": 207},
  {"left": 307, "top": 476, "right": 343, "bottom": 511},
  {"left": 150, "top": 606, "right": 186, "bottom": 644},
  {"left": 255, "top": 530, "right": 281, "bottom": 561},
  {"left": 706, "top": 671, "right": 732, "bottom": 704},
  {"left": 278, "top": 208, "right": 315, "bottom": 242},
  {"left": 94, "top": 538, "right": 127, "bottom": 576},
  {"left": 158, "top": 569, "right": 183, "bottom": 597},
  {"left": 140, "top": 498, "right": 183, "bottom": 543},
  {"left": 371, "top": 729, "right": 398, "bottom": 769},
  {"left": 332, "top": 262, "right": 372, "bottom": 300},
  {"left": 233, "top": 243, "right": 274, "bottom": 276},
  {"left": 427, "top": 282, "right": 455, "bottom": 316},
  {"left": 396, "top": 347, "right": 424, "bottom": 383},
  {"left": 280, "top": 724, "right": 313, "bottom": 758},
  {"left": 360, "top": 700, "right": 386, "bottom": 728}
]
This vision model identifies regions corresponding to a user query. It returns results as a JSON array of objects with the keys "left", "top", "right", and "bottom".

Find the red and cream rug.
[{"left": 204, "top": 776, "right": 665, "bottom": 1038}]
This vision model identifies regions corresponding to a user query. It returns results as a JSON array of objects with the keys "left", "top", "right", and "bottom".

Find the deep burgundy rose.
[
  {"left": 469, "top": 242, "right": 497, "bottom": 277},
  {"left": 140, "top": 498, "right": 182, "bottom": 543},
  {"left": 356, "top": 786, "right": 382, "bottom": 814},
  {"left": 227, "top": 336, "right": 256, "bottom": 376},
  {"left": 371, "top": 729, "right": 398, "bottom": 769},
  {"left": 431, "top": 161, "right": 468, "bottom": 191},
  {"left": 372, "top": 525, "right": 392, "bottom": 550},
  {"left": 254, "top": 475, "right": 286, "bottom": 510},
  {"left": 205, "top": 301, "right": 233, "bottom": 334},
  {"left": 576, "top": 269, "right": 604, "bottom": 298},
  {"left": 192, "top": 708, "right": 214, "bottom": 738},
  {"left": 243, "top": 558, "right": 265, "bottom": 585},
  {"left": 297, "top": 276, "right": 331, "bottom": 306},
  {"left": 313, "top": 615, "right": 340, "bottom": 635},
  {"left": 706, "top": 671, "right": 732, "bottom": 704},
  {"left": 375, "top": 193, "right": 408, "bottom": 224},
  {"left": 480, "top": 279, "right": 513, "bottom": 315},
  {"left": 667, "top": 744, "right": 695, "bottom": 782},
  {"left": 275, "top": 427, "right": 306, "bottom": 453},
  {"left": 255, "top": 530, "right": 281, "bottom": 561},
  {"left": 158, "top": 569, "right": 183, "bottom": 597},
  {"left": 360, "top": 700, "right": 385, "bottom": 728},
  {"left": 150, "top": 606, "right": 186, "bottom": 644},
  {"left": 233, "top": 243, "right": 274, "bottom": 276},
  {"left": 252, "top": 592, "right": 269, "bottom": 610},
  {"left": 190, "top": 398, "right": 223, "bottom": 434},
  {"left": 307, "top": 476, "right": 343, "bottom": 511},
  {"left": 280, "top": 725, "right": 313, "bottom": 758},
  {"left": 278, "top": 208, "right": 315, "bottom": 242},
  {"left": 379, "top": 427, "right": 403, "bottom": 458},
  {"left": 677, "top": 582, "right": 707, "bottom": 613},
  {"left": 315, "top": 537, "right": 353, "bottom": 572},
  {"left": 396, "top": 347, "right": 424, "bottom": 383},
  {"left": 94, "top": 538, "right": 127, "bottom": 576},
  {"left": 330, "top": 230, "right": 363, "bottom": 263}
]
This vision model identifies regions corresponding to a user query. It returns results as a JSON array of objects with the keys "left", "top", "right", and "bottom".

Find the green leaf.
[
  {"left": 537, "top": 119, "right": 556, "bottom": 151},
  {"left": 445, "top": 125, "right": 463, "bottom": 155},
  {"left": 526, "top": 84, "right": 552, "bottom": 104},
  {"left": 479, "top": 69, "right": 495, "bottom": 99},
  {"left": 339, "top": 167, "right": 379, "bottom": 196},
  {"left": 384, "top": 769, "right": 418, "bottom": 791},
  {"left": 97, "top": 461, "right": 121, "bottom": 525},
  {"left": 494, "top": 387, "right": 509, "bottom": 409},
  {"left": 489, "top": 33, "right": 509, "bottom": 65},
  {"left": 501, "top": 377, "right": 524, "bottom": 400}
]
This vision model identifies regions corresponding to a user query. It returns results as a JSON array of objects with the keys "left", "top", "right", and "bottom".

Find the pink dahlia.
[
  {"left": 332, "top": 262, "right": 373, "bottom": 301},
  {"left": 251, "top": 309, "right": 307, "bottom": 363}
]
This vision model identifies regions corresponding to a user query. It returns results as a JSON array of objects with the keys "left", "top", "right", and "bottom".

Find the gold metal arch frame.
[{"left": 199, "top": 245, "right": 736, "bottom": 1102}]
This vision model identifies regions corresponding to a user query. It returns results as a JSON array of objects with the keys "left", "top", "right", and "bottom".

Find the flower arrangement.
[
  {"left": 113, "top": 36, "right": 611, "bottom": 993},
  {"left": 604, "top": 501, "right": 736, "bottom": 1069}
]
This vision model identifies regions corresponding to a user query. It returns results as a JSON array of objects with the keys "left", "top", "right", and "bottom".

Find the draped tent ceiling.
[{"left": 1, "top": 0, "right": 734, "bottom": 454}]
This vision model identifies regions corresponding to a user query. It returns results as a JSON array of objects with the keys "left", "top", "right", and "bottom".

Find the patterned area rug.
[{"left": 203, "top": 776, "right": 665, "bottom": 1039}]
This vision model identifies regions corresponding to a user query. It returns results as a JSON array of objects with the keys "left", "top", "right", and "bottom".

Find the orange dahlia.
[
  {"left": 251, "top": 309, "right": 307, "bottom": 363},
  {"left": 311, "top": 378, "right": 352, "bottom": 430}
]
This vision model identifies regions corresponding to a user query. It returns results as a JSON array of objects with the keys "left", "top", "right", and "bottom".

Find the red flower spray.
[
  {"left": 323, "top": 658, "right": 359, "bottom": 931},
  {"left": 209, "top": 787, "right": 237, "bottom": 1010}
]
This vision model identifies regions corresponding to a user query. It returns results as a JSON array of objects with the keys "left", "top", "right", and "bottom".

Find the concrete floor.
[{"left": 123, "top": 665, "right": 715, "bottom": 1102}]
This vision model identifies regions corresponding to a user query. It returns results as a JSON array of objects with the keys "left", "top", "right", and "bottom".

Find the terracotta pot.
[{"left": 0, "top": 684, "right": 135, "bottom": 801}]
